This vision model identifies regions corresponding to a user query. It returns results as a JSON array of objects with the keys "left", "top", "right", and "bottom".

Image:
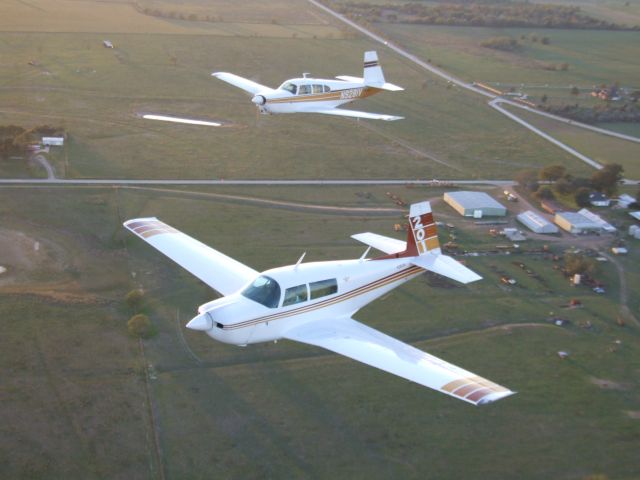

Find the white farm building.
[
  {"left": 443, "top": 191, "right": 506, "bottom": 218},
  {"left": 517, "top": 210, "right": 558, "bottom": 234},
  {"left": 554, "top": 211, "right": 602, "bottom": 234},
  {"left": 578, "top": 209, "right": 616, "bottom": 233}
]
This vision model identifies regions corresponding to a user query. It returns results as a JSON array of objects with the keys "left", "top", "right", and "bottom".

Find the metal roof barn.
[
  {"left": 516, "top": 210, "right": 559, "bottom": 234},
  {"left": 554, "top": 211, "right": 602, "bottom": 234},
  {"left": 443, "top": 191, "right": 506, "bottom": 218}
]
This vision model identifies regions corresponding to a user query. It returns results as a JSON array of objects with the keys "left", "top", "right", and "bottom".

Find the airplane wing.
[
  {"left": 124, "top": 217, "right": 258, "bottom": 296},
  {"left": 314, "top": 108, "right": 403, "bottom": 122},
  {"left": 211, "top": 72, "right": 275, "bottom": 95},
  {"left": 284, "top": 317, "right": 514, "bottom": 405}
]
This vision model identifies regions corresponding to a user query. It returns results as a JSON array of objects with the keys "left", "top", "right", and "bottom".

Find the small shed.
[
  {"left": 629, "top": 225, "right": 640, "bottom": 239},
  {"left": 618, "top": 194, "right": 636, "bottom": 208},
  {"left": 42, "top": 137, "right": 64, "bottom": 146},
  {"left": 443, "top": 191, "right": 506, "bottom": 218},
  {"left": 554, "top": 211, "right": 602, "bottom": 234},
  {"left": 589, "top": 192, "right": 610, "bottom": 207},
  {"left": 517, "top": 210, "right": 559, "bottom": 234},
  {"left": 629, "top": 211, "right": 640, "bottom": 221},
  {"left": 540, "top": 200, "right": 564, "bottom": 214},
  {"left": 103, "top": 40, "right": 114, "bottom": 48}
]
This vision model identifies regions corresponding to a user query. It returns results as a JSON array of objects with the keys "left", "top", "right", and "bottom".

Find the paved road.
[
  {"left": 309, "top": 0, "right": 640, "bottom": 175},
  {"left": 489, "top": 99, "right": 604, "bottom": 169},
  {"left": 32, "top": 153, "right": 56, "bottom": 179},
  {"left": 0, "top": 178, "right": 516, "bottom": 186}
]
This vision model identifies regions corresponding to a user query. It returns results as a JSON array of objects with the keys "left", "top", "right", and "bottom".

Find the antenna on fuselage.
[
  {"left": 302, "top": 72, "right": 310, "bottom": 78},
  {"left": 294, "top": 252, "right": 306, "bottom": 270}
]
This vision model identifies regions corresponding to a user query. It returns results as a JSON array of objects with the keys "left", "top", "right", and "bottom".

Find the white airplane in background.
[
  {"left": 124, "top": 201, "right": 514, "bottom": 405},
  {"left": 212, "top": 51, "right": 404, "bottom": 121}
]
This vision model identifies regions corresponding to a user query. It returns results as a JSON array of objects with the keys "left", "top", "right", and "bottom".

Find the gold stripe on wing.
[{"left": 141, "top": 227, "right": 177, "bottom": 239}]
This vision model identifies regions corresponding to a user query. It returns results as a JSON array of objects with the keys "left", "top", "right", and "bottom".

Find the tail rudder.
[
  {"left": 363, "top": 51, "right": 385, "bottom": 86},
  {"left": 407, "top": 201, "right": 441, "bottom": 256}
]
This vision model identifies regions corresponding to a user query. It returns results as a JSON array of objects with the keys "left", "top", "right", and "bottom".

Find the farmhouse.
[
  {"left": 42, "top": 137, "right": 64, "bottom": 146},
  {"left": 443, "top": 191, "right": 506, "bottom": 218},
  {"left": 517, "top": 210, "right": 559, "bottom": 234},
  {"left": 554, "top": 211, "right": 602, "bottom": 234},
  {"left": 588, "top": 192, "right": 610, "bottom": 207}
]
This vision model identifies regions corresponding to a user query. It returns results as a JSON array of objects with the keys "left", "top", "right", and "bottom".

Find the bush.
[
  {"left": 127, "top": 314, "right": 153, "bottom": 338},
  {"left": 480, "top": 36, "right": 519, "bottom": 51},
  {"left": 539, "top": 164, "right": 567, "bottom": 181},
  {"left": 125, "top": 289, "right": 145, "bottom": 311},
  {"left": 564, "top": 252, "right": 595, "bottom": 276}
]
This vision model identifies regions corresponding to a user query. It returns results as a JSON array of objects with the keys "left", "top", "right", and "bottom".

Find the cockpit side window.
[
  {"left": 241, "top": 276, "right": 281, "bottom": 309},
  {"left": 309, "top": 279, "right": 338, "bottom": 300},
  {"left": 298, "top": 84, "right": 311, "bottom": 95},
  {"left": 312, "top": 84, "right": 323, "bottom": 94},
  {"left": 323, "top": 85, "right": 331, "bottom": 93},
  {"left": 282, "top": 284, "right": 308, "bottom": 307},
  {"left": 282, "top": 82, "right": 297, "bottom": 95}
]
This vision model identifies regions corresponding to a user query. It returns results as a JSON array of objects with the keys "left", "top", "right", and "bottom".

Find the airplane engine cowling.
[{"left": 251, "top": 95, "right": 266, "bottom": 106}]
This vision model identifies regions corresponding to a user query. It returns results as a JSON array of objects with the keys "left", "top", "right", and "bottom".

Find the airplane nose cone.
[
  {"left": 251, "top": 94, "right": 266, "bottom": 106},
  {"left": 186, "top": 312, "right": 213, "bottom": 331}
]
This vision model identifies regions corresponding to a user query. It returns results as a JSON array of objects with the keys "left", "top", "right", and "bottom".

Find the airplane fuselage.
[
  {"left": 193, "top": 257, "right": 423, "bottom": 346},
  {"left": 252, "top": 78, "right": 381, "bottom": 115}
]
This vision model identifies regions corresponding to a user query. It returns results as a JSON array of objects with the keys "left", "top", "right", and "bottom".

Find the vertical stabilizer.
[
  {"left": 363, "top": 51, "right": 386, "bottom": 86},
  {"left": 407, "top": 202, "right": 441, "bottom": 256}
]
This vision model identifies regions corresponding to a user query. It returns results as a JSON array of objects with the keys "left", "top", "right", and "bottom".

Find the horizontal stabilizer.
[
  {"left": 351, "top": 232, "right": 406, "bottom": 255},
  {"left": 336, "top": 76, "right": 404, "bottom": 92},
  {"left": 413, "top": 254, "right": 482, "bottom": 284}
]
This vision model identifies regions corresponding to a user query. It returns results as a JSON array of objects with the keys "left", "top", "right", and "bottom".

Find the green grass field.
[
  {"left": 503, "top": 105, "right": 640, "bottom": 178},
  {"left": 0, "top": 0, "right": 594, "bottom": 181},
  {"left": 2, "top": 0, "right": 640, "bottom": 478},
  {"left": 2, "top": 184, "right": 639, "bottom": 479},
  {"left": 376, "top": 23, "right": 640, "bottom": 90}
]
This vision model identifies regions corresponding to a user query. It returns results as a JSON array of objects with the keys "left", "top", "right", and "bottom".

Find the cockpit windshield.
[
  {"left": 281, "top": 82, "right": 297, "bottom": 94},
  {"left": 241, "top": 276, "right": 281, "bottom": 308}
]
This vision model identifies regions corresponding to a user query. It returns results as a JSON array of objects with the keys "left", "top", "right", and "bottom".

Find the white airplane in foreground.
[
  {"left": 212, "top": 51, "right": 404, "bottom": 121},
  {"left": 124, "top": 201, "right": 514, "bottom": 405}
]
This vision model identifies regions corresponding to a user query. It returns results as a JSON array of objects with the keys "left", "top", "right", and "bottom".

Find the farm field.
[
  {"left": 2, "top": 184, "right": 640, "bottom": 479},
  {"left": 375, "top": 24, "right": 640, "bottom": 94},
  {"left": 2, "top": 0, "right": 640, "bottom": 478},
  {"left": 0, "top": 1, "right": 593, "bottom": 181},
  {"left": 504, "top": 105, "right": 640, "bottom": 178}
]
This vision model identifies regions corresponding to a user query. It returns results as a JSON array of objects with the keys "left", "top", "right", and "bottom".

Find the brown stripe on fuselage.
[
  {"left": 224, "top": 265, "right": 423, "bottom": 330},
  {"left": 267, "top": 87, "right": 381, "bottom": 105}
]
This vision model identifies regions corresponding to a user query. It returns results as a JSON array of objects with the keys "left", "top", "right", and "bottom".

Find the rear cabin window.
[
  {"left": 312, "top": 84, "right": 323, "bottom": 94},
  {"left": 283, "top": 284, "right": 308, "bottom": 307},
  {"left": 309, "top": 279, "right": 338, "bottom": 300},
  {"left": 323, "top": 85, "right": 331, "bottom": 93},
  {"left": 298, "top": 85, "right": 311, "bottom": 95}
]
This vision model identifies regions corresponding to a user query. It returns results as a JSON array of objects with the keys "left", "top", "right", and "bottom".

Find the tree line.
[
  {"left": 333, "top": 2, "right": 638, "bottom": 30},
  {"left": 0, "top": 125, "right": 63, "bottom": 158},
  {"left": 516, "top": 163, "right": 631, "bottom": 207}
]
